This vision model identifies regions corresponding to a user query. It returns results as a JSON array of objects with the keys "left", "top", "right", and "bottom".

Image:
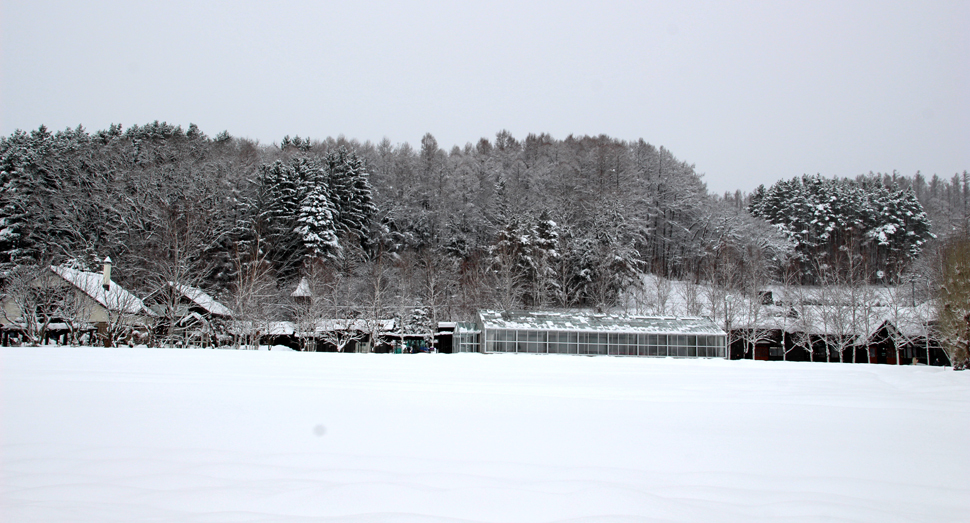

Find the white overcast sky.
[{"left": 2, "top": 0, "right": 967, "bottom": 194}]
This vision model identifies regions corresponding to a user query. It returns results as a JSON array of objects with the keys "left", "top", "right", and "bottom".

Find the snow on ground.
[{"left": 2, "top": 347, "right": 968, "bottom": 522}]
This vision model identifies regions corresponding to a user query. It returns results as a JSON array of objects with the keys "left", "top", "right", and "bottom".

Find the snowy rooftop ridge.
[
  {"left": 478, "top": 310, "right": 726, "bottom": 335},
  {"left": 291, "top": 277, "right": 311, "bottom": 298},
  {"left": 50, "top": 265, "right": 149, "bottom": 315},
  {"left": 171, "top": 283, "right": 233, "bottom": 317}
]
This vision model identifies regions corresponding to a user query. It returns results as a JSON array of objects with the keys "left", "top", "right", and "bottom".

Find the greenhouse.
[{"left": 454, "top": 310, "right": 727, "bottom": 358}]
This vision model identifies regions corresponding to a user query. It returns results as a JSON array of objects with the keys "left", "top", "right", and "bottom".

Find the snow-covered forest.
[{"left": 0, "top": 123, "right": 967, "bottom": 341}]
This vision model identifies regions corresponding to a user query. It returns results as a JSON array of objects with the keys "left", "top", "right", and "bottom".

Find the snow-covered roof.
[
  {"left": 454, "top": 321, "right": 481, "bottom": 334},
  {"left": 229, "top": 321, "right": 296, "bottom": 336},
  {"left": 478, "top": 310, "right": 726, "bottom": 336},
  {"left": 625, "top": 275, "right": 937, "bottom": 340},
  {"left": 762, "top": 284, "right": 924, "bottom": 308},
  {"left": 625, "top": 275, "right": 930, "bottom": 318},
  {"left": 311, "top": 318, "right": 394, "bottom": 333},
  {"left": 232, "top": 319, "right": 396, "bottom": 337},
  {"left": 265, "top": 321, "right": 295, "bottom": 336},
  {"left": 291, "top": 277, "right": 312, "bottom": 298},
  {"left": 2, "top": 321, "right": 95, "bottom": 332},
  {"left": 172, "top": 283, "right": 233, "bottom": 317},
  {"left": 50, "top": 265, "right": 150, "bottom": 315},
  {"left": 730, "top": 303, "right": 933, "bottom": 339},
  {"left": 176, "top": 310, "right": 206, "bottom": 327}
]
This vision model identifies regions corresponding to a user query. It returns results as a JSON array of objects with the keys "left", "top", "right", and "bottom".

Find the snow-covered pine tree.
[
  {"left": 255, "top": 150, "right": 376, "bottom": 278},
  {"left": 865, "top": 183, "right": 931, "bottom": 276},
  {"left": 0, "top": 131, "right": 35, "bottom": 269},
  {"left": 323, "top": 147, "right": 375, "bottom": 243},
  {"left": 585, "top": 204, "right": 639, "bottom": 311},
  {"left": 488, "top": 216, "right": 527, "bottom": 310},
  {"left": 295, "top": 182, "right": 340, "bottom": 263},
  {"left": 0, "top": 125, "right": 70, "bottom": 269},
  {"left": 750, "top": 175, "right": 931, "bottom": 282},
  {"left": 256, "top": 159, "right": 304, "bottom": 281},
  {"left": 527, "top": 212, "right": 561, "bottom": 307}
]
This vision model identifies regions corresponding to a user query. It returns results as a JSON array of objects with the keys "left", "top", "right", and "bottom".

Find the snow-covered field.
[{"left": 2, "top": 347, "right": 968, "bottom": 522}]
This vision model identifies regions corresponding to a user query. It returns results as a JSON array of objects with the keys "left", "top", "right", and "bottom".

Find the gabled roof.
[
  {"left": 50, "top": 265, "right": 150, "bottom": 315},
  {"left": 172, "top": 283, "right": 233, "bottom": 317},
  {"left": 478, "top": 310, "right": 726, "bottom": 335}
]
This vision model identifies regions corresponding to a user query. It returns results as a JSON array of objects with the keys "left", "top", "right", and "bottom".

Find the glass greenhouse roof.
[{"left": 477, "top": 310, "right": 725, "bottom": 335}]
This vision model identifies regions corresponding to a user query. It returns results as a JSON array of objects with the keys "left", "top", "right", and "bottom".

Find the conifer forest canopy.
[{"left": 0, "top": 122, "right": 967, "bottom": 322}]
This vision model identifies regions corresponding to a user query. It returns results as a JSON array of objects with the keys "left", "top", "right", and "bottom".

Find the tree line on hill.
[{"left": 0, "top": 122, "right": 966, "bottom": 365}]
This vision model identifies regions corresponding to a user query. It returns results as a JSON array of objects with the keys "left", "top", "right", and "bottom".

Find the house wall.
[
  {"left": 0, "top": 276, "right": 110, "bottom": 325},
  {"left": 2, "top": 298, "right": 21, "bottom": 324}
]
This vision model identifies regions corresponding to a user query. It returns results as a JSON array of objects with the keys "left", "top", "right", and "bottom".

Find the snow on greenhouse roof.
[
  {"left": 478, "top": 310, "right": 725, "bottom": 335},
  {"left": 172, "top": 283, "right": 233, "bottom": 317},
  {"left": 50, "top": 265, "right": 150, "bottom": 315}
]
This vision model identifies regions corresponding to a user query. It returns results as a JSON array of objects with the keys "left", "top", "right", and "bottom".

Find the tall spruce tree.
[
  {"left": 256, "top": 158, "right": 304, "bottom": 281},
  {"left": 295, "top": 182, "right": 340, "bottom": 263},
  {"left": 323, "top": 146, "right": 375, "bottom": 243}
]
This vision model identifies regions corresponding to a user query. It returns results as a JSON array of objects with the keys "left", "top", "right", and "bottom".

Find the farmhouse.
[
  {"left": 1, "top": 262, "right": 154, "bottom": 346},
  {"left": 455, "top": 310, "right": 727, "bottom": 357}
]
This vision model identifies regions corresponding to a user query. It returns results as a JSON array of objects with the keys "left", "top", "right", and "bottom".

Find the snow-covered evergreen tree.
[
  {"left": 750, "top": 175, "right": 931, "bottom": 281},
  {"left": 252, "top": 147, "right": 375, "bottom": 280},
  {"left": 295, "top": 182, "right": 340, "bottom": 262},
  {"left": 256, "top": 159, "right": 303, "bottom": 280},
  {"left": 323, "top": 146, "right": 375, "bottom": 243}
]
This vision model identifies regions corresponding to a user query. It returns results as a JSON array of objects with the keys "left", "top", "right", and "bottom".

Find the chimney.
[{"left": 102, "top": 257, "right": 112, "bottom": 291}]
